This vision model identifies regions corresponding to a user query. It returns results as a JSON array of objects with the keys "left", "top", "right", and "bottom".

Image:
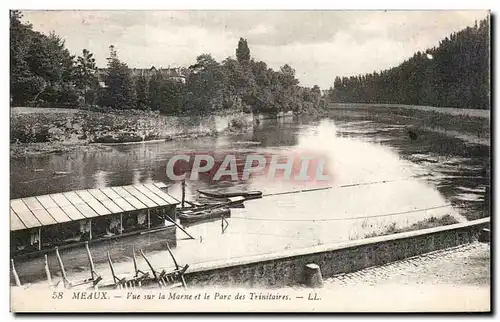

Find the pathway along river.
[{"left": 10, "top": 107, "right": 490, "bottom": 277}]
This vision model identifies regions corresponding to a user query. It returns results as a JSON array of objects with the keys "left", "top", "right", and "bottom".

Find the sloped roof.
[{"left": 10, "top": 182, "right": 178, "bottom": 232}]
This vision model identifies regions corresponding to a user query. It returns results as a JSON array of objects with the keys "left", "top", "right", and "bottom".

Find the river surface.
[{"left": 10, "top": 107, "right": 490, "bottom": 275}]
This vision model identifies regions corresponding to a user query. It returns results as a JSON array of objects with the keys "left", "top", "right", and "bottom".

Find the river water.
[{"left": 10, "top": 107, "right": 490, "bottom": 273}]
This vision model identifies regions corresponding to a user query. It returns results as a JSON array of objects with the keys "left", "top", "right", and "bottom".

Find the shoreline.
[
  {"left": 10, "top": 131, "right": 223, "bottom": 158},
  {"left": 10, "top": 107, "right": 255, "bottom": 157},
  {"left": 10, "top": 103, "right": 490, "bottom": 157}
]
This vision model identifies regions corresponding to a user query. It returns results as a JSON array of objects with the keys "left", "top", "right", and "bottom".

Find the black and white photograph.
[{"left": 8, "top": 9, "right": 491, "bottom": 312}]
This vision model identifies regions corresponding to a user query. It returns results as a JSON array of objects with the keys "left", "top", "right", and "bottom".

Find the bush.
[{"left": 227, "top": 114, "right": 251, "bottom": 132}]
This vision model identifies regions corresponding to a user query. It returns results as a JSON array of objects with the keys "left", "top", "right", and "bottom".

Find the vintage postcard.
[{"left": 9, "top": 9, "right": 491, "bottom": 313}]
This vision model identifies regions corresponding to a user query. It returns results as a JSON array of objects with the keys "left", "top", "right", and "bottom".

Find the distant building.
[{"left": 97, "top": 66, "right": 188, "bottom": 87}]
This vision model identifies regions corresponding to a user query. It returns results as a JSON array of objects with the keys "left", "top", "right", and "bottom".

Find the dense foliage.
[
  {"left": 10, "top": 12, "right": 325, "bottom": 115},
  {"left": 327, "top": 18, "right": 490, "bottom": 109},
  {"left": 10, "top": 11, "right": 83, "bottom": 108}
]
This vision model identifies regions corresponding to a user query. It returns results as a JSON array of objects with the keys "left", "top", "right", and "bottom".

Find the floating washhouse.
[{"left": 10, "top": 182, "right": 179, "bottom": 284}]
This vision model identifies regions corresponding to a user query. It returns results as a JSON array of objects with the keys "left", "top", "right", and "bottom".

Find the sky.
[{"left": 21, "top": 10, "right": 488, "bottom": 89}]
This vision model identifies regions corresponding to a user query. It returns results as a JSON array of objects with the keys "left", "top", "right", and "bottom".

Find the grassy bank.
[
  {"left": 10, "top": 107, "right": 253, "bottom": 156},
  {"left": 328, "top": 103, "right": 490, "bottom": 143},
  {"left": 364, "top": 215, "right": 460, "bottom": 239}
]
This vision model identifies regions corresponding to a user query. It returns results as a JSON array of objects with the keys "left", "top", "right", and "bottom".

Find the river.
[{"left": 10, "top": 106, "right": 490, "bottom": 274}]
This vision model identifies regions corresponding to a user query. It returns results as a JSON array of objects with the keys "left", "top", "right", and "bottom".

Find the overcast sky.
[{"left": 21, "top": 10, "right": 487, "bottom": 88}]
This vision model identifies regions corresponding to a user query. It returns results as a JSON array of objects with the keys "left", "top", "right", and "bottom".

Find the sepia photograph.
[{"left": 8, "top": 9, "right": 491, "bottom": 313}]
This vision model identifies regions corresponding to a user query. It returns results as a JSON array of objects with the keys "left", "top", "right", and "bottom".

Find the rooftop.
[{"left": 10, "top": 182, "right": 178, "bottom": 231}]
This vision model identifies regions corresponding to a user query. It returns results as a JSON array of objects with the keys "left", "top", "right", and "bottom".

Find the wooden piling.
[
  {"left": 85, "top": 242, "right": 97, "bottom": 281},
  {"left": 11, "top": 259, "right": 21, "bottom": 287},
  {"left": 181, "top": 179, "right": 186, "bottom": 208},
  {"left": 221, "top": 215, "right": 229, "bottom": 234},
  {"left": 165, "top": 215, "right": 195, "bottom": 239},
  {"left": 38, "top": 227, "right": 42, "bottom": 251},
  {"left": 139, "top": 249, "right": 158, "bottom": 281},
  {"left": 55, "top": 247, "right": 70, "bottom": 288},
  {"left": 132, "top": 247, "right": 139, "bottom": 277},
  {"left": 44, "top": 254, "right": 52, "bottom": 286},
  {"left": 165, "top": 242, "right": 188, "bottom": 289},
  {"left": 303, "top": 263, "right": 323, "bottom": 288},
  {"left": 165, "top": 242, "right": 179, "bottom": 270},
  {"left": 107, "top": 251, "right": 118, "bottom": 284}
]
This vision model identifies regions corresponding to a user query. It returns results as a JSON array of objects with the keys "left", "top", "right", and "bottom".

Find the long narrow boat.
[
  {"left": 177, "top": 195, "right": 248, "bottom": 223},
  {"left": 197, "top": 189, "right": 263, "bottom": 200},
  {"left": 178, "top": 208, "right": 231, "bottom": 224},
  {"left": 10, "top": 182, "right": 179, "bottom": 285}
]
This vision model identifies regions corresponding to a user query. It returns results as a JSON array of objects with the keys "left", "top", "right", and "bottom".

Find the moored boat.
[
  {"left": 197, "top": 189, "right": 263, "bottom": 200},
  {"left": 178, "top": 207, "right": 231, "bottom": 224}
]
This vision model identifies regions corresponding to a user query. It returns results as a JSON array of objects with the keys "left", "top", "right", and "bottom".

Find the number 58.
[{"left": 52, "top": 292, "right": 63, "bottom": 299}]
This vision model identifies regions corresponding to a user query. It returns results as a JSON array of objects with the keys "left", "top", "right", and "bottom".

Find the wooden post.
[
  {"left": 11, "top": 259, "right": 21, "bottom": 287},
  {"left": 55, "top": 247, "right": 69, "bottom": 285},
  {"left": 165, "top": 242, "right": 179, "bottom": 270},
  {"left": 107, "top": 251, "right": 118, "bottom": 284},
  {"left": 166, "top": 242, "right": 188, "bottom": 290},
  {"left": 38, "top": 227, "right": 42, "bottom": 251},
  {"left": 89, "top": 219, "right": 92, "bottom": 240},
  {"left": 120, "top": 214, "right": 123, "bottom": 234},
  {"left": 44, "top": 254, "right": 52, "bottom": 286},
  {"left": 165, "top": 215, "right": 195, "bottom": 240},
  {"left": 85, "top": 242, "right": 96, "bottom": 281},
  {"left": 221, "top": 215, "right": 229, "bottom": 234},
  {"left": 181, "top": 179, "right": 186, "bottom": 208},
  {"left": 147, "top": 209, "right": 151, "bottom": 229},
  {"left": 132, "top": 247, "right": 139, "bottom": 277},
  {"left": 303, "top": 263, "right": 323, "bottom": 288},
  {"left": 139, "top": 249, "right": 158, "bottom": 281}
]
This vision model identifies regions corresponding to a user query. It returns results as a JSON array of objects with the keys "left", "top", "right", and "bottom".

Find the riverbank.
[
  {"left": 328, "top": 103, "right": 490, "bottom": 144},
  {"left": 11, "top": 103, "right": 490, "bottom": 158},
  {"left": 10, "top": 107, "right": 254, "bottom": 157}
]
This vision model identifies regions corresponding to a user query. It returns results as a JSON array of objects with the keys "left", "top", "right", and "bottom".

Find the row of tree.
[
  {"left": 10, "top": 11, "right": 325, "bottom": 114},
  {"left": 327, "top": 18, "right": 490, "bottom": 109},
  {"left": 98, "top": 39, "right": 325, "bottom": 115}
]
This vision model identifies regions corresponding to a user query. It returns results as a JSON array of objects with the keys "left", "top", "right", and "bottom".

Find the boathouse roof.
[{"left": 10, "top": 182, "right": 178, "bottom": 232}]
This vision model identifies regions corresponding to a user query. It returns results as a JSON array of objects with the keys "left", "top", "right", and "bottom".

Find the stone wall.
[{"left": 184, "top": 218, "right": 489, "bottom": 288}]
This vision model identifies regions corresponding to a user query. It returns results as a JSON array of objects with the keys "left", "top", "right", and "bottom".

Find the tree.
[
  {"left": 10, "top": 10, "right": 34, "bottom": 105},
  {"left": 222, "top": 57, "right": 256, "bottom": 109},
  {"left": 161, "top": 79, "right": 185, "bottom": 114},
  {"left": 185, "top": 54, "right": 226, "bottom": 113},
  {"left": 75, "top": 49, "right": 99, "bottom": 106},
  {"left": 10, "top": 11, "right": 79, "bottom": 107},
  {"left": 147, "top": 68, "right": 163, "bottom": 111},
  {"left": 135, "top": 73, "right": 149, "bottom": 110},
  {"left": 236, "top": 37, "right": 251, "bottom": 64},
  {"left": 328, "top": 17, "right": 490, "bottom": 109},
  {"left": 102, "top": 45, "right": 137, "bottom": 109}
]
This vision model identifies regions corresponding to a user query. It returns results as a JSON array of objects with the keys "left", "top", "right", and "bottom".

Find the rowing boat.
[
  {"left": 178, "top": 208, "right": 231, "bottom": 224},
  {"left": 197, "top": 190, "right": 262, "bottom": 200}
]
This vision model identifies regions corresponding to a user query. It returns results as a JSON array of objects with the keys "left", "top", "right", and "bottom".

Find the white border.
[{"left": 2, "top": 0, "right": 497, "bottom": 320}]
